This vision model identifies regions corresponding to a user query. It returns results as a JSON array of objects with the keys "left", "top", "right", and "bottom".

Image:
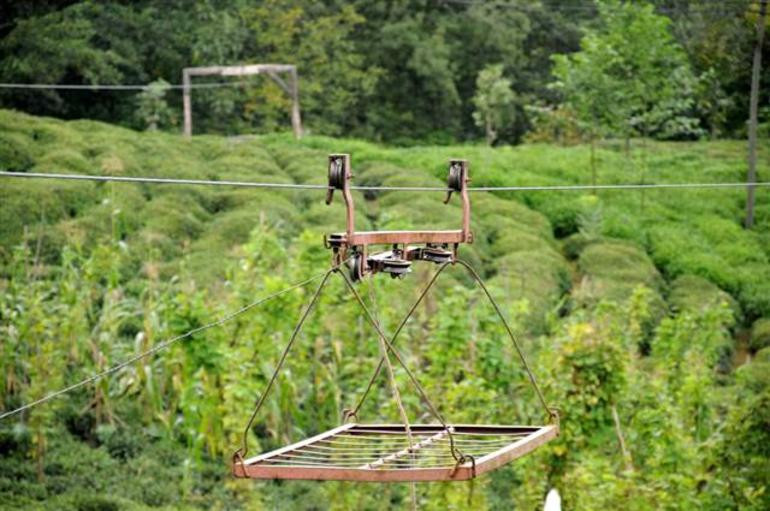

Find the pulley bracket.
[{"left": 324, "top": 154, "right": 472, "bottom": 281}]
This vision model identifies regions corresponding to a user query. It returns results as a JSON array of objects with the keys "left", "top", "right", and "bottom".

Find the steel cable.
[
  {"left": 3, "top": 170, "right": 769, "bottom": 193},
  {"left": 0, "top": 268, "right": 332, "bottom": 421},
  {"left": 234, "top": 267, "right": 339, "bottom": 472},
  {"left": 335, "top": 269, "right": 467, "bottom": 464},
  {"left": 0, "top": 81, "right": 251, "bottom": 91}
]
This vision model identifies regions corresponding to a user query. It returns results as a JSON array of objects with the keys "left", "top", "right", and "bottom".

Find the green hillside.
[{"left": 1, "top": 109, "right": 769, "bottom": 510}]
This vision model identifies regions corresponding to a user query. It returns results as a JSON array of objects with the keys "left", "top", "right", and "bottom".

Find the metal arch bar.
[
  {"left": 451, "top": 259, "right": 555, "bottom": 422},
  {"left": 324, "top": 156, "right": 473, "bottom": 255},
  {"left": 347, "top": 261, "right": 454, "bottom": 417},
  {"left": 349, "top": 259, "right": 555, "bottom": 423}
]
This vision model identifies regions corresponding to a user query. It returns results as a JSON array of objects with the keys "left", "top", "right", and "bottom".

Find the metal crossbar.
[{"left": 233, "top": 424, "right": 558, "bottom": 481}]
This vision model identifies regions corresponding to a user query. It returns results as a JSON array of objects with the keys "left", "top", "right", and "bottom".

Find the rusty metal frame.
[
  {"left": 232, "top": 424, "right": 558, "bottom": 482},
  {"left": 324, "top": 154, "right": 473, "bottom": 278},
  {"left": 182, "top": 64, "right": 302, "bottom": 139}
]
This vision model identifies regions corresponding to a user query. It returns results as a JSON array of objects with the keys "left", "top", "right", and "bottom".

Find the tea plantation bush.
[{"left": 1, "top": 110, "right": 769, "bottom": 510}]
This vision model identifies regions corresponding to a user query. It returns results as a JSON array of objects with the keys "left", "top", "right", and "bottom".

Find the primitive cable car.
[{"left": 231, "top": 155, "right": 559, "bottom": 482}]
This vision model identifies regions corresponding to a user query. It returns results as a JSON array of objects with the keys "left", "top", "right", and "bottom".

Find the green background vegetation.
[
  {"left": 0, "top": 109, "right": 769, "bottom": 509},
  {"left": 1, "top": 0, "right": 768, "bottom": 144},
  {"left": 1, "top": 0, "right": 770, "bottom": 509}
]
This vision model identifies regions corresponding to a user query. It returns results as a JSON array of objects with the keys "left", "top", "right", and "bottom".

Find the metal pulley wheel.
[
  {"left": 329, "top": 157, "right": 345, "bottom": 188},
  {"left": 444, "top": 162, "right": 464, "bottom": 204},
  {"left": 326, "top": 157, "right": 346, "bottom": 204},
  {"left": 419, "top": 246, "right": 453, "bottom": 264},
  {"left": 448, "top": 162, "right": 463, "bottom": 191},
  {"left": 348, "top": 252, "right": 366, "bottom": 282},
  {"left": 381, "top": 259, "right": 411, "bottom": 279},
  {"left": 367, "top": 251, "right": 411, "bottom": 279}
]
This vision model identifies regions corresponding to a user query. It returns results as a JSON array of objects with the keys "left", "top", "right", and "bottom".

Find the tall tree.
[
  {"left": 552, "top": 0, "right": 700, "bottom": 186},
  {"left": 240, "top": 1, "right": 378, "bottom": 136},
  {"left": 652, "top": 0, "right": 764, "bottom": 137},
  {"left": 472, "top": 64, "right": 516, "bottom": 145}
]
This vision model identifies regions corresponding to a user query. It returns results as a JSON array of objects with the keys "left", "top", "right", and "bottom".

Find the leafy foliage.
[
  {"left": 4, "top": 0, "right": 762, "bottom": 143},
  {"left": 0, "top": 110, "right": 769, "bottom": 509},
  {"left": 472, "top": 64, "right": 516, "bottom": 145},
  {"left": 551, "top": 0, "right": 701, "bottom": 141},
  {"left": 135, "top": 79, "right": 174, "bottom": 131},
  {"left": 750, "top": 317, "right": 770, "bottom": 352}
]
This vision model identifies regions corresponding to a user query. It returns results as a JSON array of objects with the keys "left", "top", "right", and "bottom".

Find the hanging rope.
[
  {"left": 367, "top": 275, "right": 415, "bottom": 443},
  {"left": 335, "top": 269, "right": 466, "bottom": 464},
  {"left": 367, "top": 276, "right": 418, "bottom": 510}
]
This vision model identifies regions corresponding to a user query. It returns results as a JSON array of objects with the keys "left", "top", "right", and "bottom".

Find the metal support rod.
[
  {"left": 182, "top": 69, "right": 192, "bottom": 139},
  {"left": 746, "top": 0, "right": 768, "bottom": 228},
  {"left": 290, "top": 67, "right": 303, "bottom": 139}
]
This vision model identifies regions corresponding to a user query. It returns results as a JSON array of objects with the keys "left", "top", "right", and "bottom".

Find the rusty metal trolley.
[{"left": 232, "top": 155, "right": 559, "bottom": 482}]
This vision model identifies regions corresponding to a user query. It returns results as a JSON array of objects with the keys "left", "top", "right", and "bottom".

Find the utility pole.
[{"left": 746, "top": 0, "right": 768, "bottom": 229}]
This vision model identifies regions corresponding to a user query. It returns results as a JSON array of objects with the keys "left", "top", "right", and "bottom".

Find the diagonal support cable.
[
  {"left": 235, "top": 268, "right": 337, "bottom": 460},
  {"left": 347, "top": 262, "right": 452, "bottom": 418},
  {"left": 0, "top": 268, "right": 333, "bottom": 421}
]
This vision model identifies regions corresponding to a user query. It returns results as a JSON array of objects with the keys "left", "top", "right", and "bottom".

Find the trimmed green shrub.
[
  {"left": 562, "top": 232, "right": 600, "bottom": 260},
  {"left": 491, "top": 248, "right": 570, "bottom": 333},
  {"left": 750, "top": 318, "right": 770, "bottom": 353},
  {"left": 669, "top": 274, "right": 741, "bottom": 321},
  {"left": 35, "top": 148, "right": 92, "bottom": 173},
  {"left": 143, "top": 194, "right": 209, "bottom": 241},
  {"left": 576, "top": 240, "right": 664, "bottom": 306},
  {"left": 0, "top": 132, "right": 35, "bottom": 172},
  {"left": 521, "top": 193, "right": 583, "bottom": 237}
]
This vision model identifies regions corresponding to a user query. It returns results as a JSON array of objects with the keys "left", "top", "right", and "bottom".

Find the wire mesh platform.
[{"left": 232, "top": 423, "right": 558, "bottom": 482}]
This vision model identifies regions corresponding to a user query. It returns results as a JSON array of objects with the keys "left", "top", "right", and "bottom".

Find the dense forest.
[
  {"left": 1, "top": 1, "right": 770, "bottom": 510},
  {"left": 1, "top": 0, "right": 768, "bottom": 144}
]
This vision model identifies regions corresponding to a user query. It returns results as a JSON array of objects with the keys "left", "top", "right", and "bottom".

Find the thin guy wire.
[
  {"left": 0, "top": 81, "right": 252, "bottom": 91},
  {"left": 3, "top": 171, "right": 770, "bottom": 193},
  {"left": 0, "top": 268, "right": 331, "bottom": 421},
  {"left": 236, "top": 265, "right": 341, "bottom": 460}
]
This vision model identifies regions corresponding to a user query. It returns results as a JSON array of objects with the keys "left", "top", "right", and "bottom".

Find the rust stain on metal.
[
  {"left": 232, "top": 424, "right": 558, "bottom": 482},
  {"left": 324, "top": 154, "right": 473, "bottom": 281}
]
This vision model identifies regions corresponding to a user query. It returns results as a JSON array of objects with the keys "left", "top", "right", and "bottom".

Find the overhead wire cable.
[
  {"left": 1, "top": 170, "right": 769, "bottom": 193},
  {"left": 443, "top": 0, "right": 759, "bottom": 16},
  {"left": 0, "top": 267, "right": 336, "bottom": 421},
  {"left": 442, "top": 0, "right": 751, "bottom": 12},
  {"left": 0, "top": 80, "right": 252, "bottom": 91},
  {"left": 469, "top": 181, "right": 770, "bottom": 192}
]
